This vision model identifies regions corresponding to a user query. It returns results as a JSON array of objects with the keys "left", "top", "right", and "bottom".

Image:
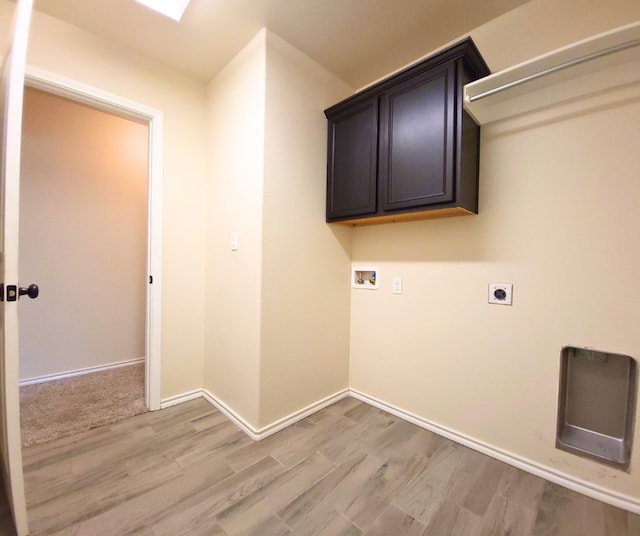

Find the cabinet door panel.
[
  {"left": 379, "top": 64, "right": 455, "bottom": 211},
  {"left": 326, "top": 98, "right": 378, "bottom": 220}
]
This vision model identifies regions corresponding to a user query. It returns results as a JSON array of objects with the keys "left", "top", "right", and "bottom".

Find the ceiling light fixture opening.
[{"left": 135, "top": 0, "right": 191, "bottom": 22}]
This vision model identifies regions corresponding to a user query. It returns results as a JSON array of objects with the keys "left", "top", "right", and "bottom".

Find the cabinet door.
[
  {"left": 379, "top": 63, "right": 455, "bottom": 212},
  {"left": 326, "top": 97, "right": 378, "bottom": 220}
]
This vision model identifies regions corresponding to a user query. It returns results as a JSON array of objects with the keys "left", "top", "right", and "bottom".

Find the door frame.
[
  {"left": 23, "top": 67, "right": 163, "bottom": 410},
  {"left": 1, "top": 1, "right": 34, "bottom": 533}
]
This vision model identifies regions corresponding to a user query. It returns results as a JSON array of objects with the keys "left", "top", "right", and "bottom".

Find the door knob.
[{"left": 19, "top": 284, "right": 39, "bottom": 299}]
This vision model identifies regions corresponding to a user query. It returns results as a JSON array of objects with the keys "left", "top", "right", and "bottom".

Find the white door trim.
[
  {"left": 1, "top": 1, "right": 34, "bottom": 532},
  {"left": 24, "top": 66, "right": 163, "bottom": 410}
]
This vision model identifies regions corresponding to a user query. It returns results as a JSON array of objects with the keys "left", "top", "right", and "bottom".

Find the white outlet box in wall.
[
  {"left": 488, "top": 283, "right": 513, "bottom": 305},
  {"left": 352, "top": 266, "right": 379, "bottom": 290}
]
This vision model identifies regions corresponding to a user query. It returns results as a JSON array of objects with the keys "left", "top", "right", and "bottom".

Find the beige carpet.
[{"left": 20, "top": 363, "right": 147, "bottom": 448}]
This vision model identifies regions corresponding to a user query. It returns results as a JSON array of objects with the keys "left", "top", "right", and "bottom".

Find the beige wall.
[
  {"left": 19, "top": 88, "right": 147, "bottom": 380},
  {"left": 350, "top": 0, "right": 640, "bottom": 500},
  {"left": 204, "top": 31, "right": 266, "bottom": 427},
  {"left": 0, "top": 2, "right": 210, "bottom": 399},
  {"left": 4, "top": 0, "right": 640, "bottom": 503},
  {"left": 204, "top": 29, "right": 353, "bottom": 429},
  {"left": 259, "top": 31, "right": 352, "bottom": 427},
  {"left": 471, "top": 0, "right": 640, "bottom": 73}
]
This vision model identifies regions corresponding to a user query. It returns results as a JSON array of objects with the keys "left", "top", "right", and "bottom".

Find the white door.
[{"left": 0, "top": 0, "right": 33, "bottom": 534}]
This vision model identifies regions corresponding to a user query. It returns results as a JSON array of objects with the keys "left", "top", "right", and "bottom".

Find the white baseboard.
[
  {"left": 158, "top": 385, "right": 640, "bottom": 514},
  {"left": 159, "top": 389, "right": 203, "bottom": 409},
  {"left": 255, "top": 388, "right": 350, "bottom": 440},
  {"left": 349, "top": 388, "right": 640, "bottom": 515},
  {"left": 19, "top": 358, "right": 145, "bottom": 386},
  {"left": 201, "top": 389, "right": 259, "bottom": 439},
  {"left": 202, "top": 387, "right": 350, "bottom": 441},
  {"left": 161, "top": 387, "right": 350, "bottom": 441}
]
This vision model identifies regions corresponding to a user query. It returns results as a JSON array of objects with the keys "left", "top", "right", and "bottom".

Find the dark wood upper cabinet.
[
  {"left": 379, "top": 63, "right": 456, "bottom": 212},
  {"left": 324, "top": 38, "right": 489, "bottom": 225},
  {"left": 326, "top": 97, "right": 378, "bottom": 219}
]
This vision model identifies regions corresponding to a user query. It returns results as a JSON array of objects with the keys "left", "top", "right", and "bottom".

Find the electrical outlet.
[{"left": 488, "top": 283, "right": 513, "bottom": 305}]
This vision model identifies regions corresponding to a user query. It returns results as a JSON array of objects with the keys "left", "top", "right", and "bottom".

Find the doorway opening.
[{"left": 17, "top": 68, "right": 162, "bottom": 446}]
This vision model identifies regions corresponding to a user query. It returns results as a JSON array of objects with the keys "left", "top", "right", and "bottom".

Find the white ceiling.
[{"left": 33, "top": 0, "right": 530, "bottom": 89}]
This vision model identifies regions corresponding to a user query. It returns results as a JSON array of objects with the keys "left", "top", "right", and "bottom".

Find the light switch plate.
[{"left": 392, "top": 277, "right": 402, "bottom": 294}]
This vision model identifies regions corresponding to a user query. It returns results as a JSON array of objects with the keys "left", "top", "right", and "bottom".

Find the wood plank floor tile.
[
  {"left": 23, "top": 457, "right": 74, "bottom": 497},
  {"left": 479, "top": 492, "right": 538, "bottom": 536},
  {"left": 215, "top": 452, "right": 335, "bottom": 535},
  {"left": 497, "top": 466, "right": 546, "bottom": 508},
  {"left": 363, "top": 419, "right": 422, "bottom": 459},
  {"left": 23, "top": 400, "right": 206, "bottom": 471},
  {"left": 0, "top": 472, "right": 17, "bottom": 536},
  {"left": 343, "top": 400, "right": 374, "bottom": 421},
  {"left": 191, "top": 410, "right": 230, "bottom": 432},
  {"left": 318, "top": 406, "right": 399, "bottom": 464},
  {"left": 291, "top": 453, "right": 383, "bottom": 531},
  {"left": 27, "top": 459, "right": 129, "bottom": 510},
  {"left": 125, "top": 528, "right": 156, "bottom": 536},
  {"left": 284, "top": 508, "right": 361, "bottom": 536},
  {"left": 420, "top": 501, "right": 481, "bottom": 536},
  {"left": 343, "top": 452, "right": 430, "bottom": 530},
  {"left": 123, "top": 399, "right": 215, "bottom": 433},
  {"left": 531, "top": 482, "right": 583, "bottom": 536},
  {"left": 582, "top": 496, "right": 634, "bottom": 536},
  {"left": 224, "top": 419, "right": 316, "bottom": 472},
  {"left": 392, "top": 441, "right": 468, "bottom": 525},
  {"left": 68, "top": 425, "right": 174, "bottom": 476},
  {"left": 57, "top": 456, "right": 234, "bottom": 536},
  {"left": 318, "top": 454, "right": 384, "bottom": 516},
  {"left": 22, "top": 425, "right": 113, "bottom": 467},
  {"left": 150, "top": 456, "right": 286, "bottom": 536},
  {"left": 307, "top": 398, "right": 364, "bottom": 424},
  {"left": 627, "top": 510, "right": 640, "bottom": 536},
  {"left": 277, "top": 451, "right": 369, "bottom": 532},
  {"left": 247, "top": 516, "right": 293, "bottom": 536},
  {"left": 362, "top": 504, "right": 425, "bottom": 536},
  {"left": 27, "top": 458, "right": 182, "bottom": 534},
  {"left": 18, "top": 396, "right": 640, "bottom": 536},
  {"left": 440, "top": 449, "right": 488, "bottom": 506},
  {"left": 461, "top": 457, "right": 508, "bottom": 516},
  {"left": 601, "top": 503, "right": 634, "bottom": 536},
  {"left": 155, "top": 523, "right": 227, "bottom": 536},
  {"left": 173, "top": 427, "right": 250, "bottom": 470},
  {"left": 271, "top": 416, "right": 354, "bottom": 468}
]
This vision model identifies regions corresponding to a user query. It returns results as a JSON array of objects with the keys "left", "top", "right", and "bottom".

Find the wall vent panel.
[{"left": 556, "top": 346, "right": 637, "bottom": 471}]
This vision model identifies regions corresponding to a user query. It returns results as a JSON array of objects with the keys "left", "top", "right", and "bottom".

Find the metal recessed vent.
[{"left": 556, "top": 346, "right": 637, "bottom": 471}]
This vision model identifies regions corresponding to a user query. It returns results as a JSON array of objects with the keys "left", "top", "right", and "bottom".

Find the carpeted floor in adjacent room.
[{"left": 20, "top": 363, "right": 147, "bottom": 448}]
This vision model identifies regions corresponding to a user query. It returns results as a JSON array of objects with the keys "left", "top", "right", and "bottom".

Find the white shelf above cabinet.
[{"left": 464, "top": 21, "right": 640, "bottom": 124}]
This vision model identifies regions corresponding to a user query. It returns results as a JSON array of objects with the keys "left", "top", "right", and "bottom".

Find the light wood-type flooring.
[
  {"left": 20, "top": 397, "right": 640, "bottom": 535},
  {"left": 0, "top": 472, "right": 16, "bottom": 536}
]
